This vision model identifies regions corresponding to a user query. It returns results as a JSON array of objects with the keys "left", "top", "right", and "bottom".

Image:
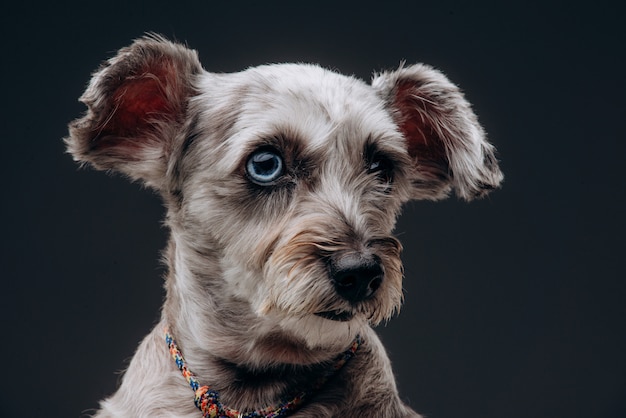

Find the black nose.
[{"left": 330, "top": 255, "right": 384, "bottom": 302}]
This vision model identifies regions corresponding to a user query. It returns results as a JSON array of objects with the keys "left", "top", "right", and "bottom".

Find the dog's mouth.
[{"left": 315, "top": 310, "right": 354, "bottom": 322}]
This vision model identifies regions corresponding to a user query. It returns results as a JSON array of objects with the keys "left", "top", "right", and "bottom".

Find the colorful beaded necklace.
[{"left": 165, "top": 328, "right": 362, "bottom": 418}]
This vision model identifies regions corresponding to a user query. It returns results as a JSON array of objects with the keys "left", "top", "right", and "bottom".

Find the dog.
[{"left": 66, "top": 34, "right": 502, "bottom": 418}]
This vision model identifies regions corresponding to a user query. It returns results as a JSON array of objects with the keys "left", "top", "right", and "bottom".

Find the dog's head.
[{"left": 67, "top": 36, "right": 502, "bottom": 353}]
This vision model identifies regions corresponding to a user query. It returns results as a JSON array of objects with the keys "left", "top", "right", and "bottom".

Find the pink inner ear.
[
  {"left": 395, "top": 81, "right": 449, "bottom": 174},
  {"left": 114, "top": 76, "right": 170, "bottom": 133},
  {"left": 93, "top": 61, "right": 179, "bottom": 151}
]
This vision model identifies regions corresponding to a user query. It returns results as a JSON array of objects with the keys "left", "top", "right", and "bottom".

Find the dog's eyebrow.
[{"left": 242, "top": 128, "right": 309, "bottom": 159}]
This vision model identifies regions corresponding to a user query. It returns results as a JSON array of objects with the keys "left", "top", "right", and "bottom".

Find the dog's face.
[
  {"left": 177, "top": 64, "right": 413, "bottom": 346},
  {"left": 66, "top": 36, "right": 502, "bottom": 353}
]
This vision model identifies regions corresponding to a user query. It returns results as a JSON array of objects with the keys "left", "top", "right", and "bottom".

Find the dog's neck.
[{"left": 165, "top": 327, "right": 361, "bottom": 417}]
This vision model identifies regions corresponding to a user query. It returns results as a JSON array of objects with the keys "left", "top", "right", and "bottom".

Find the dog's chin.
[
  {"left": 314, "top": 310, "right": 354, "bottom": 322},
  {"left": 274, "top": 312, "right": 364, "bottom": 352}
]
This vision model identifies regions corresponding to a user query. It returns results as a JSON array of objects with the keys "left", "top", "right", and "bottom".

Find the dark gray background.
[{"left": 2, "top": 1, "right": 624, "bottom": 417}]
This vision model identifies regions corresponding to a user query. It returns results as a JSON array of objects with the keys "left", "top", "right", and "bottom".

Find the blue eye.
[
  {"left": 246, "top": 149, "right": 284, "bottom": 184},
  {"left": 367, "top": 155, "right": 394, "bottom": 191}
]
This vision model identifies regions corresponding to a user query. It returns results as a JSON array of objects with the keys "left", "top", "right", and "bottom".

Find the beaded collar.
[{"left": 165, "top": 328, "right": 361, "bottom": 418}]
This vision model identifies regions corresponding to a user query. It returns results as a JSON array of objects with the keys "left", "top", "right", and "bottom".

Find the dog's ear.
[
  {"left": 372, "top": 64, "right": 503, "bottom": 200},
  {"left": 65, "top": 35, "right": 202, "bottom": 189}
]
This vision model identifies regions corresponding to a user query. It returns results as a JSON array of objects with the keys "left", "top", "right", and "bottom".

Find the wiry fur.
[{"left": 66, "top": 35, "right": 502, "bottom": 417}]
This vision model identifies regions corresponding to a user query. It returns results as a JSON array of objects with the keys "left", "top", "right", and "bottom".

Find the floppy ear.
[
  {"left": 65, "top": 35, "right": 203, "bottom": 189},
  {"left": 372, "top": 64, "right": 503, "bottom": 200}
]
